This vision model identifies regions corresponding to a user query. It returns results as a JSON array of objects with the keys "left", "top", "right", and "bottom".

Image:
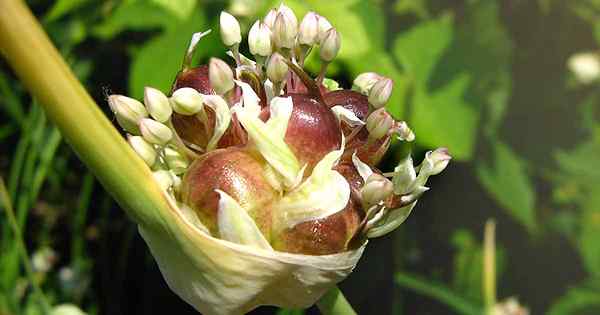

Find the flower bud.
[
  {"left": 420, "top": 148, "right": 451, "bottom": 177},
  {"left": 368, "top": 78, "right": 393, "bottom": 108},
  {"left": 366, "top": 108, "right": 394, "bottom": 140},
  {"left": 353, "top": 72, "right": 383, "bottom": 95},
  {"left": 266, "top": 52, "right": 289, "bottom": 83},
  {"left": 50, "top": 304, "right": 87, "bottom": 315},
  {"left": 317, "top": 15, "right": 333, "bottom": 42},
  {"left": 394, "top": 121, "right": 415, "bottom": 141},
  {"left": 108, "top": 95, "right": 148, "bottom": 134},
  {"left": 127, "top": 135, "right": 157, "bottom": 167},
  {"left": 209, "top": 58, "right": 235, "bottom": 95},
  {"left": 248, "top": 21, "right": 272, "bottom": 57},
  {"left": 139, "top": 118, "right": 173, "bottom": 145},
  {"left": 298, "top": 12, "right": 319, "bottom": 46},
  {"left": 272, "top": 12, "right": 297, "bottom": 49},
  {"left": 144, "top": 87, "right": 172, "bottom": 123},
  {"left": 264, "top": 8, "right": 277, "bottom": 28},
  {"left": 170, "top": 87, "right": 204, "bottom": 115},
  {"left": 164, "top": 146, "right": 189, "bottom": 175},
  {"left": 319, "top": 28, "right": 341, "bottom": 62},
  {"left": 219, "top": 11, "right": 242, "bottom": 47},
  {"left": 361, "top": 173, "right": 393, "bottom": 207}
]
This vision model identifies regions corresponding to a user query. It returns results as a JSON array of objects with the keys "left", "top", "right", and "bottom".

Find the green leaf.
[
  {"left": 276, "top": 309, "right": 305, "bottom": 315},
  {"left": 547, "top": 285, "right": 600, "bottom": 315},
  {"left": 128, "top": 9, "right": 211, "bottom": 98},
  {"left": 476, "top": 141, "right": 537, "bottom": 232},
  {"left": 150, "top": 0, "right": 197, "bottom": 21},
  {"left": 45, "top": 0, "right": 92, "bottom": 21},
  {"left": 579, "top": 209, "right": 600, "bottom": 276}
]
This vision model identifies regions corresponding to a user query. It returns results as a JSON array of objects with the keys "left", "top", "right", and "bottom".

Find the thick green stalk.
[{"left": 0, "top": 2, "right": 356, "bottom": 314}]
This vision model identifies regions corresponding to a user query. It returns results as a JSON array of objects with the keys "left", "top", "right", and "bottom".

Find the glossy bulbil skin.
[
  {"left": 171, "top": 65, "right": 247, "bottom": 151},
  {"left": 180, "top": 147, "right": 277, "bottom": 240},
  {"left": 271, "top": 163, "right": 365, "bottom": 255},
  {"left": 260, "top": 93, "right": 342, "bottom": 172}
]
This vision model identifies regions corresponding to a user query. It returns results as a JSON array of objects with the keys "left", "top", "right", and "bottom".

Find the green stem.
[
  {"left": 0, "top": 178, "right": 50, "bottom": 312},
  {"left": 483, "top": 219, "right": 497, "bottom": 314},
  {"left": 316, "top": 287, "right": 356, "bottom": 315}
]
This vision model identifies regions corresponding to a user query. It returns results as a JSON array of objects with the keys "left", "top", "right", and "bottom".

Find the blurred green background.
[{"left": 1, "top": 0, "right": 599, "bottom": 314}]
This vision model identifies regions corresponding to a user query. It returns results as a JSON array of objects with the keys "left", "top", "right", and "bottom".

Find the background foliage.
[{"left": 1, "top": 0, "right": 599, "bottom": 314}]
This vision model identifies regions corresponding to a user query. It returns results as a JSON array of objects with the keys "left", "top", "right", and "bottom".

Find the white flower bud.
[
  {"left": 144, "top": 87, "right": 172, "bottom": 123},
  {"left": 164, "top": 146, "right": 189, "bottom": 175},
  {"left": 266, "top": 52, "right": 289, "bottom": 83},
  {"left": 568, "top": 52, "right": 600, "bottom": 84},
  {"left": 139, "top": 118, "right": 172, "bottom": 145},
  {"left": 298, "top": 12, "right": 319, "bottom": 46},
  {"left": 272, "top": 12, "right": 298, "bottom": 49},
  {"left": 319, "top": 28, "right": 341, "bottom": 62},
  {"left": 366, "top": 108, "right": 394, "bottom": 140},
  {"left": 209, "top": 58, "right": 235, "bottom": 95},
  {"left": 317, "top": 15, "right": 333, "bottom": 42},
  {"left": 353, "top": 72, "right": 383, "bottom": 95},
  {"left": 170, "top": 87, "right": 204, "bottom": 115},
  {"left": 127, "top": 135, "right": 157, "bottom": 167},
  {"left": 361, "top": 173, "right": 393, "bottom": 207},
  {"left": 50, "top": 304, "right": 87, "bottom": 315},
  {"left": 264, "top": 8, "right": 277, "bottom": 28},
  {"left": 108, "top": 95, "right": 148, "bottom": 134},
  {"left": 248, "top": 21, "right": 272, "bottom": 57},
  {"left": 368, "top": 78, "right": 393, "bottom": 108},
  {"left": 420, "top": 148, "right": 451, "bottom": 177},
  {"left": 219, "top": 11, "right": 242, "bottom": 47},
  {"left": 394, "top": 121, "right": 415, "bottom": 142}
]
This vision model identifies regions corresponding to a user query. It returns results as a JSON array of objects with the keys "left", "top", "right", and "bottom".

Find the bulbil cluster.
[{"left": 108, "top": 4, "right": 450, "bottom": 256}]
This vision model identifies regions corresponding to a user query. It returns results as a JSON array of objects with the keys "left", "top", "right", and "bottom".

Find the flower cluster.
[{"left": 107, "top": 4, "right": 450, "bottom": 314}]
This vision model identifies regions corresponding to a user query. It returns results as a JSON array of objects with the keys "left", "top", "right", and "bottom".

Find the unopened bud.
[
  {"left": 264, "top": 9, "right": 277, "bottom": 28},
  {"left": 219, "top": 11, "right": 241, "bottom": 47},
  {"left": 144, "top": 87, "right": 172, "bottom": 123},
  {"left": 209, "top": 58, "right": 235, "bottom": 95},
  {"left": 421, "top": 148, "right": 451, "bottom": 177},
  {"left": 394, "top": 121, "right": 415, "bottom": 142},
  {"left": 266, "top": 52, "right": 289, "bottom": 83},
  {"left": 170, "top": 87, "right": 204, "bottom": 115},
  {"left": 248, "top": 21, "right": 272, "bottom": 57},
  {"left": 164, "top": 146, "right": 189, "bottom": 175},
  {"left": 127, "top": 135, "right": 157, "bottom": 167},
  {"left": 298, "top": 12, "right": 319, "bottom": 46},
  {"left": 139, "top": 118, "right": 173, "bottom": 145},
  {"left": 108, "top": 95, "right": 148, "bottom": 134},
  {"left": 368, "top": 78, "right": 393, "bottom": 108},
  {"left": 272, "top": 12, "right": 297, "bottom": 49},
  {"left": 317, "top": 15, "right": 333, "bottom": 42},
  {"left": 361, "top": 173, "right": 393, "bottom": 206},
  {"left": 353, "top": 72, "right": 383, "bottom": 95},
  {"left": 319, "top": 28, "right": 341, "bottom": 62},
  {"left": 366, "top": 108, "right": 394, "bottom": 140}
]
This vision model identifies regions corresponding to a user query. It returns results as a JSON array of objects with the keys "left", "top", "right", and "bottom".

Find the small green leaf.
[
  {"left": 476, "top": 141, "right": 537, "bottom": 232},
  {"left": 45, "top": 0, "right": 92, "bottom": 21},
  {"left": 579, "top": 209, "right": 600, "bottom": 276},
  {"left": 547, "top": 284, "right": 600, "bottom": 315}
]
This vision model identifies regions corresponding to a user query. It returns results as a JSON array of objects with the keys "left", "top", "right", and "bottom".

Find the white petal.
[
  {"left": 203, "top": 95, "right": 232, "bottom": 151},
  {"left": 266, "top": 96, "right": 293, "bottom": 139},
  {"left": 216, "top": 190, "right": 272, "bottom": 250},
  {"left": 331, "top": 106, "right": 364, "bottom": 127},
  {"left": 234, "top": 79, "right": 261, "bottom": 117},
  {"left": 351, "top": 152, "right": 373, "bottom": 182}
]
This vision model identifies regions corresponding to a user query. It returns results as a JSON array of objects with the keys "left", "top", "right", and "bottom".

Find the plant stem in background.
[
  {"left": 483, "top": 219, "right": 497, "bottom": 314},
  {"left": 0, "top": 178, "right": 50, "bottom": 312},
  {"left": 315, "top": 287, "right": 357, "bottom": 315}
]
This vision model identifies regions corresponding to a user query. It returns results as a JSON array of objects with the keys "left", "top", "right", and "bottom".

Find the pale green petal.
[
  {"left": 266, "top": 96, "right": 293, "bottom": 139},
  {"left": 392, "top": 156, "right": 416, "bottom": 195},
  {"left": 366, "top": 203, "right": 417, "bottom": 238},
  {"left": 274, "top": 146, "right": 350, "bottom": 229},
  {"left": 203, "top": 95, "right": 232, "bottom": 151},
  {"left": 234, "top": 79, "right": 261, "bottom": 117},
  {"left": 216, "top": 190, "right": 272, "bottom": 250},
  {"left": 331, "top": 106, "right": 364, "bottom": 127},
  {"left": 139, "top": 191, "right": 365, "bottom": 315},
  {"left": 234, "top": 98, "right": 301, "bottom": 189},
  {"left": 351, "top": 152, "right": 372, "bottom": 182}
]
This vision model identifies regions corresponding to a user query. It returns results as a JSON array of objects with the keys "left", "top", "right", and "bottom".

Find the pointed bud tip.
[
  {"left": 368, "top": 78, "right": 393, "bottom": 108},
  {"left": 209, "top": 58, "right": 235, "bottom": 95},
  {"left": 219, "top": 11, "right": 242, "bottom": 47},
  {"left": 319, "top": 28, "right": 341, "bottom": 62}
]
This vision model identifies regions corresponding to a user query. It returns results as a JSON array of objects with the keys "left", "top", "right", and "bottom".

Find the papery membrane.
[
  {"left": 351, "top": 152, "right": 373, "bottom": 182},
  {"left": 331, "top": 105, "right": 364, "bottom": 127},
  {"left": 273, "top": 144, "right": 350, "bottom": 229},
  {"left": 203, "top": 95, "right": 231, "bottom": 151},
  {"left": 216, "top": 190, "right": 272, "bottom": 250},
  {"left": 139, "top": 190, "right": 365, "bottom": 315}
]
